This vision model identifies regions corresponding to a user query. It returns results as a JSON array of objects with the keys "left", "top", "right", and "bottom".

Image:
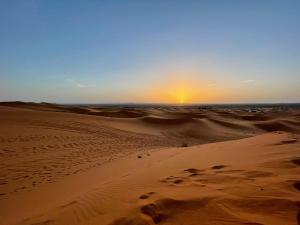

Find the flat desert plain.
[{"left": 0, "top": 102, "right": 300, "bottom": 225}]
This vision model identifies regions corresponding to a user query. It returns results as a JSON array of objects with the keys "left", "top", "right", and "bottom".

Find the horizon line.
[{"left": 1, "top": 101, "right": 300, "bottom": 106}]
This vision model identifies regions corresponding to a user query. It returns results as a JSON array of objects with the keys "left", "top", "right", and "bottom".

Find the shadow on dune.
[
  {"left": 140, "top": 116, "right": 195, "bottom": 125},
  {"left": 69, "top": 108, "right": 147, "bottom": 118},
  {"left": 110, "top": 196, "right": 299, "bottom": 225},
  {"left": 254, "top": 121, "right": 300, "bottom": 133}
]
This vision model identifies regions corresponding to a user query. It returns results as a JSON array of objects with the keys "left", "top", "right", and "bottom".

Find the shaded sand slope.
[{"left": 0, "top": 132, "right": 299, "bottom": 225}]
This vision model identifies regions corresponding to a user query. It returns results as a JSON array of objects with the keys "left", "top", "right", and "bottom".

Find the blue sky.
[{"left": 0, "top": 0, "right": 299, "bottom": 103}]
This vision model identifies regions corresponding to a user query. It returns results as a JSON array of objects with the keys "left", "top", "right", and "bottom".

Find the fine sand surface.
[{"left": 0, "top": 102, "right": 300, "bottom": 225}]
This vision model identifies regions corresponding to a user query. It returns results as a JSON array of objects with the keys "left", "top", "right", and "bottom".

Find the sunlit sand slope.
[{"left": 0, "top": 132, "right": 299, "bottom": 225}]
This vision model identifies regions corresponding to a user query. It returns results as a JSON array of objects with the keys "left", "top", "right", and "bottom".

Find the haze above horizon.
[{"left": 0, "top": 0, "right": 299, "bottom": 104}]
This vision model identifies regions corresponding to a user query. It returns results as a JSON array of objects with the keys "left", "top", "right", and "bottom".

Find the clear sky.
[{"left": 0, "top": 0, "right": 299, "bottom": 104}]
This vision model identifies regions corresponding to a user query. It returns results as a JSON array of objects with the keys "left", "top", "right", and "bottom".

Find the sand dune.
[
  {"left": 254, "top": 120, "right": 300, "bottom": 133},
  {"left": 0, "top": 103, "right": 299, "bottom": 225}
]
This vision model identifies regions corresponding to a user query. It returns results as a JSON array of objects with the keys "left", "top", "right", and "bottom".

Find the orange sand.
[{"left": 0, "top": 103, "right": 299, "bottom": 225}]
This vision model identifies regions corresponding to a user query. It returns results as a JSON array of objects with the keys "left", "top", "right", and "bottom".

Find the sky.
[{"left": 0, "top": 0, "right": 299, "bottom": 104}]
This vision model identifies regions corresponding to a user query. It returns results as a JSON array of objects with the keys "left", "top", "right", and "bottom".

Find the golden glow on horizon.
[
  {"left": 135, "top": 71, "right": 232, "bottom": 104},
  {"left": 148, "top": 80, "right": 202, "bottom": 103}
]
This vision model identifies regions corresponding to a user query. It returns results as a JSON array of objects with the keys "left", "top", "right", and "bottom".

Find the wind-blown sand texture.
[{"left": 0, "top": 102, "right": 299, "bottom": 225}]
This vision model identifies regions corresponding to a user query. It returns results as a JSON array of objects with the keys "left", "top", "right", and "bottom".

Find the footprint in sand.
[
  {"left": 139, "top": 192, "right": 156, "bottom": 199},
  {"left": 211, "top": 165, "right": 227, "bottom": 170},
  {"left": 140, "top": 202, "right": 165, "bottom": 224},
  {"left": 291, "top": 158, "right": 300, "bottom": 166},
  {"left": 173, "top": 179, "right": 183, "bottom": 184},
  {"left": 160, "top": 176, "right": 185, "bottom": 186},
  {"left": 183, "top": 168, "right": 203, "bottom": 177},
  {"left": 293, "top": 181, "right": 300, "bottom": 191}
]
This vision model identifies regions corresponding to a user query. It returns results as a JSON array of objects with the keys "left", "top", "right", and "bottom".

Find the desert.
[
  {"left": 0, "top": 102, "right": 299, "bottom": 225},
  {"left": 1, "top": 1, "right": 300, "bottom": 224}
]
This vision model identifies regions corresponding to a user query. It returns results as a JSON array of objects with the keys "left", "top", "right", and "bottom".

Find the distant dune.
[{"left": 0, "top": 102, "right": 299, "bottom": 225}]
